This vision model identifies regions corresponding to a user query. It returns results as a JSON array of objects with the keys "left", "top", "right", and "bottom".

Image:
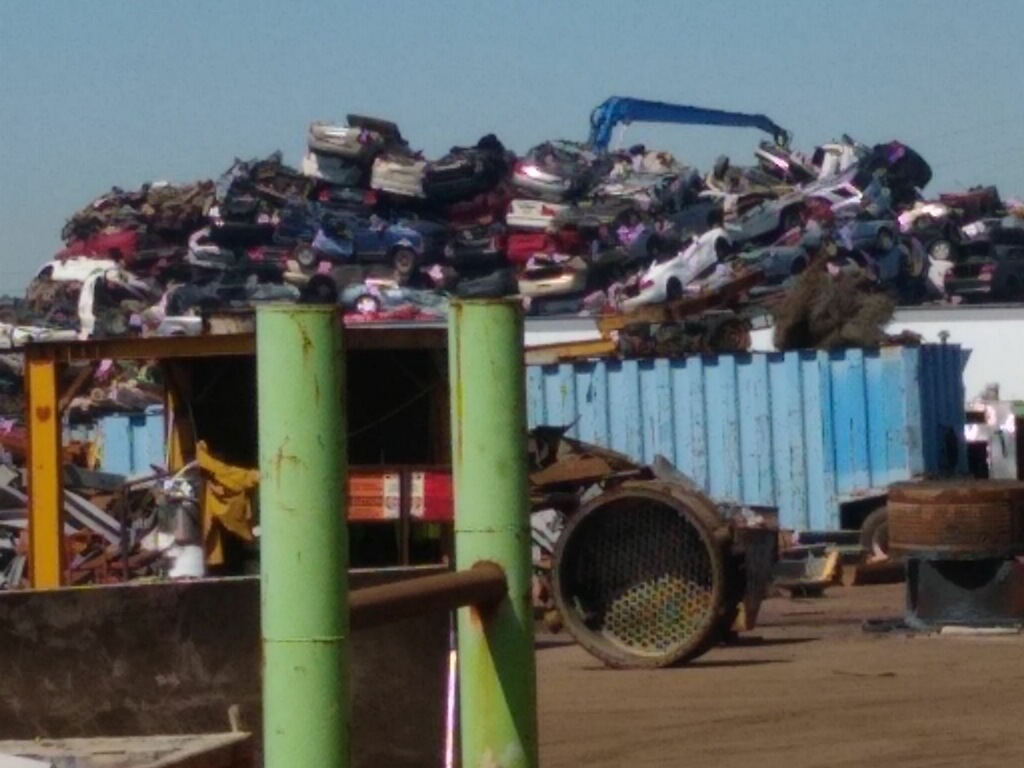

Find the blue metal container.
[
  {"left": 526, "top": 344, "right": 964, "bottom": 531},
  {"left": 96, "top": 406, "right": 166, "bottom": 477}
]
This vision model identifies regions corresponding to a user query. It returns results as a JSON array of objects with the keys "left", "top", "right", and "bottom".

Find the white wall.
[{"left": 751, "top": 305, "right": 1024, "bottom": 403}]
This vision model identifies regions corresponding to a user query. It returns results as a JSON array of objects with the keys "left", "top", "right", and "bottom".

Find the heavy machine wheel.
[
  {"left": 888, "top": 480, "right": 1024, "bottom": 559},
  {"left": 552, "top": 482, "right": 730, "bottom": 669},
  {"left": 859, "top": 506, "right": 890, "bottom": 559}
]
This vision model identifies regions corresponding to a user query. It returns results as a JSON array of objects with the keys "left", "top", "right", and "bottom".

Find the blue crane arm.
[{"left": 588, "top": 96, "right": 790, "bottom": 152}]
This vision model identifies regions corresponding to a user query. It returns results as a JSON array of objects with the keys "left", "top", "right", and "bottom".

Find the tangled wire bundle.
[{"left": 772, "top": 266, "right": 896, "bottom": 351}]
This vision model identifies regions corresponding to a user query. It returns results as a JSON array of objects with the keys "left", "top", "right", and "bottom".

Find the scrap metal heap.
[
  {"left": 6, "top": 100, "right": 1024, "bottom": 356},
  {"left": 0, "top": 459, "right": 206, "bottom": 589}
]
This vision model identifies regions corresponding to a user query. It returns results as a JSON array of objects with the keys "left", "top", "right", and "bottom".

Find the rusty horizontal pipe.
[{"left": 349, "top": 562, "right": 507, "bottom": 631}]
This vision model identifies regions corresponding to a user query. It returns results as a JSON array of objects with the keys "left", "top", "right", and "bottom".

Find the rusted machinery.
[
  {"left": 551, "top": 480, "right": 776, "bottom": 668},
  {"left": 888, "top": 480, "right": 1024, "bottom": 629}
]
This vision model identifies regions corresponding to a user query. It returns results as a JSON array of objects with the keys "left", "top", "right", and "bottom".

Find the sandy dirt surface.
[{"left": 537, "top": 583, "right": 1024, "bottom": 768}]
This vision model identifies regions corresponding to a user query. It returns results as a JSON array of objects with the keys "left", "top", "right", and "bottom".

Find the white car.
[
  {"left": 621, "top": 227, "right": 731, "bottom": 311},
  {"left": 510, "top": 141, "right": 605, "bottom": 202},
  {"left": 36, "top": 257, "right": 118, "bottom": 283},
  {"left": 370, "top": 154, "right": 427, "bottom": 198},
  {"left": 505, "top": 199, "right": 568, "bottom": 231},
  {"left": 511, "top": 160, "right": 574, "bottom": 201},
  {"left": 727, "top": 169, "right": 870, "bottom": 245}
]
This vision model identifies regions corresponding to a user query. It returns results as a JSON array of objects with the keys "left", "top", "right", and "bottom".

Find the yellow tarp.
[{"left": 197, "top": 441, "right": 259, "bottom": 566}]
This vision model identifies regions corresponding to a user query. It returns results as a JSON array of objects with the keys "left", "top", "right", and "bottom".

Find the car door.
[{"left": 354, "top": 217, "right": 390, "bottom": 262}]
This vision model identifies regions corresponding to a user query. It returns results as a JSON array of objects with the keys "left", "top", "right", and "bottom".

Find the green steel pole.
[
  {"left": 257, "top": 305, "right": 348, "bottom": 768},
  {"left": 449, "top": 299, "right": 538, "bottom": 768}
]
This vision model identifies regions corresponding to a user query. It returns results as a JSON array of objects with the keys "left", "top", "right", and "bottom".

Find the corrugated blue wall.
[
  {"left": 526, "top": 344, "right": 964, "bottom": 531},
  {"left": 97, "top": 406, "right": 166, "bottom": 476}
]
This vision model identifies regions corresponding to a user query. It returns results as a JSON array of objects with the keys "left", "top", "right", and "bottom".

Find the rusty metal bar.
[
  {"left": 24, "top": 333, "right": 256, "bottom": 363},
  {"left": 349, "top": 562, "right": 507, "bottom": 631},
  {"left": 21, "top": 325, "right": 447, "bottom": 365}
]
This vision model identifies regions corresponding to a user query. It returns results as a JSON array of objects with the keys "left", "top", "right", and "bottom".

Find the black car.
[{"left": 945, "top": 240, "right": 1024, "bottom": 302}]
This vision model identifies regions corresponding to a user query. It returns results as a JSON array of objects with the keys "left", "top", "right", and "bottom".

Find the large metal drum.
[
  {"left": 888, "top": 480, "right": 1024, "bottom": 559},
  {"left": 552, "top": 481, "right": 730, "bottom": 668}
]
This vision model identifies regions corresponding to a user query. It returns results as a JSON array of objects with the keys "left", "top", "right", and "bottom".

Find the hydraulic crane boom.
[{"left": 588, "top": 96, "right": 791, "bottom": 152}]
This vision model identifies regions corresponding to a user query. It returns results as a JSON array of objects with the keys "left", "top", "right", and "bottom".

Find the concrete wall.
[{"left": 0, "top": 570, "right": 448, "bottom": 768}]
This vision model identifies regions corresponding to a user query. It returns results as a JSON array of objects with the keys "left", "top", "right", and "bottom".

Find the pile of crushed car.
[{"left": 11, "top": 96, "right": 1024, "bottom": 343}]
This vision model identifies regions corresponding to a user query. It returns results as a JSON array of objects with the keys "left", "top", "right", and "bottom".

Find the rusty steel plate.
[{"left": 888, "top": 480, "right": 1024, "bottom": 559}]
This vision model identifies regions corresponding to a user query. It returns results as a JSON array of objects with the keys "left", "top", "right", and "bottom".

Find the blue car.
[{"left": 277, "top": 204, "right": 447, "bottom": 281}]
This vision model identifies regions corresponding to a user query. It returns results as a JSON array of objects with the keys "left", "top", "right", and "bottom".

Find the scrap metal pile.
[
  {"left": 0, "top": 439, "right": 267, "bottom": 589},
  {"left": 10, "top": 97, "right": 1024, "bottom": 352},
  {"left": 0, "top": 462, "right": 204, "bottom": 589}
]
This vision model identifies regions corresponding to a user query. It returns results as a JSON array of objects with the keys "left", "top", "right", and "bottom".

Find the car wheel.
[
  {"left": 354, "top": 294, "right": 381, "bottom": 315},
  {"left": 859, "top": 507, "right": 890, "bottom": 560},
  {"left": 875, "top": 228, "right": 894, "bottom": 251},
  {"left": 905, "top": 244, "right": 927, "bottom": 278},
  {"left": 928, "top": 239, "right": 953, "bottom": 262},
  {"left": 666, "top": 277, "right": 683, "bottom": 301},
  {"left": 300, "top": 275, "right": 338, "bottom": 305},
  {"left": 780, "top": 205, "right": 802, "bottom": 234},
  {"left": 294, "top": 243, "right": 318, "bottom": 271},
  {"left": 391, "top": 247, "right": 417, "bottom": 279}
]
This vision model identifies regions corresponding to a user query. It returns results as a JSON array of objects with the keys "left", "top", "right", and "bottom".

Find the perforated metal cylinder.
[{"left": 553, "top": 482, "right": 728, "bottom": 668}]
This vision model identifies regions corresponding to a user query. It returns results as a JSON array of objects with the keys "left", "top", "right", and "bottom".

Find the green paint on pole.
[
  {"left": 257, "top": 305, "right": 348, "bottom": 768},
  {"left": 449, "top": 299, "right": 538, "bottom": 768}
]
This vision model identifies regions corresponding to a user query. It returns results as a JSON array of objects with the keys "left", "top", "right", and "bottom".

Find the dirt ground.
[{"left": 536, "top": 583, "right": 1024, "bottom": 768}]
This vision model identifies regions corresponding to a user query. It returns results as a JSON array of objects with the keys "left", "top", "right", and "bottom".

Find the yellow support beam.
[
  {"left": 163, "top": 361, "right": 196, "bottom": 472},
  {"left": 26, "top": 356, "right": 65, "bottom": 588}
]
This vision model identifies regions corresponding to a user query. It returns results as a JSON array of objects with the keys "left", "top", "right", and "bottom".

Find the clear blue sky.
[{"left": 2, "top": 0, "right": 1023, "bottom": 294}]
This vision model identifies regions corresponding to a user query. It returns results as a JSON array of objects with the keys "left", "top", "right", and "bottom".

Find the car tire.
[
  {"left": 391, "top": 247, "right": 417, "bottom": 280},
  {"left": 294, "top": 243, "right": 318, "bottom": 271},
  {"left": 859, "top": 507, "right": 890, "bottom": 559},
  {"left": 928, "top": 239, "right": 953, "bottom": 262},
  {"left": 779, "top": 206, "right": 802, "bottom": 234},
  {"left": 905, "top": 244, "right": 927, "bottom": 278},
  {"left": 354, "top": 294, "right": 382, "bottom": 315},
  {"left": 666, "top": 277, "right": 683, "bottom": 301}
]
